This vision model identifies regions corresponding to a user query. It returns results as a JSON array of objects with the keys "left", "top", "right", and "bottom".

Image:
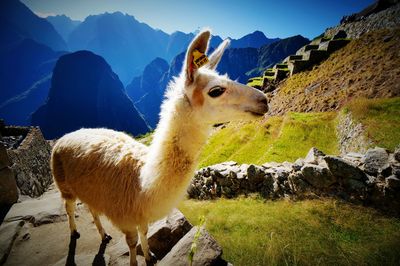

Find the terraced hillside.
[{"left": 268, "top": 28, "right": 400, "bottom": 115}]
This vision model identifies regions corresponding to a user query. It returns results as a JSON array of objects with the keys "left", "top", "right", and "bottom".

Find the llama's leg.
[
  {"left": 89, "top": 208, "right": 112, "bottom": 242},
  {"left": 138, "top": 224, "right": 151, "bottom": 261},
  {"left": 65, "top": 199, "right": 80, "bottom": 239},
  {"left": 125, "top": 229, "right": 138, "bottom": 266}
]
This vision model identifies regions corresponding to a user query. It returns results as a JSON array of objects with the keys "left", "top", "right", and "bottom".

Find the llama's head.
[{"left": 182, "top": 30, "right": 268, "bottom": 125}]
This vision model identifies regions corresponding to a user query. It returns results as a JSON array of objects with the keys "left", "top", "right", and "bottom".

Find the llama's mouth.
[{"left": 245, "top": 110, "right": 265, "bottom": 117}]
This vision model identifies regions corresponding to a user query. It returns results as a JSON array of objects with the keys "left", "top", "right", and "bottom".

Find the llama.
[{"left": 51, "top": 30, "right": 268, "bottom": 266}]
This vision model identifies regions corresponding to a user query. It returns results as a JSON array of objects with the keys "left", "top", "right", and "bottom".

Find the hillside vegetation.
[{"left": 268, "top": 28, "right": 400, "bottom": 115}]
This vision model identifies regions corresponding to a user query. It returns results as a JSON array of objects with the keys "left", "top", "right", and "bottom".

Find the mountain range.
[
  {"left": 0, "top": 0, "right": 308, "bottom": 137},
  {"left": 62, "top": 12, "right": 279, "bottom": 85}
]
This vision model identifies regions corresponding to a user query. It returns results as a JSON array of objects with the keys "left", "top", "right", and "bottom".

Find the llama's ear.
[
  {"left": 184, "top": 30, "right": 211, "bottom": 84},
  {"left": 207, "top": 39, "right": 230, "bottom": 70}
]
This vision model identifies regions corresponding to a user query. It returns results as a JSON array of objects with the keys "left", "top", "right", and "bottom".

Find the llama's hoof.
[
  {"left": 102, "top": 234, "right": 112, "bottom": 243},
  {"left": 145, "top": 251, "right": 157, "bottom": 265},
  {"left": 71, "top": 230, "right": 80, "bottom": 239}
]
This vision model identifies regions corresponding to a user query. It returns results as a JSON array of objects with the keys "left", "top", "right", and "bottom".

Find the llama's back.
[{"left": 51, "top": 128, "right": 149, "bottom": 225}]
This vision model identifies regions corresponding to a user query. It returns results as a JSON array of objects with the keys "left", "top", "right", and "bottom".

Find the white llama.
[{"left": 51, "top": 30, "right": 269, "bottom": 266}]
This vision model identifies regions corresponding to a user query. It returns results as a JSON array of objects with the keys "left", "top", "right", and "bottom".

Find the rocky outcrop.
[
  {"left": 325, "top": 2, "right": 400, "bottom": 39},
  {"left": 31, "top": 50, "right": 149, "bottom": 139},
  {"left": 189, "top": 147, "right": 400, "bottom": 216},
  {"left": 337, "top": 112, "right": 373, "bottom": 154},
  {"left": 0, "top": 186, "right": 229, "bottom": 265}
]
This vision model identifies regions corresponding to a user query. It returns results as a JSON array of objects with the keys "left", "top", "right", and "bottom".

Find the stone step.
[
  {"left": 303, "top": 49, "right": 329, "bottom": 63},
  {"left": 319, "top": 39, "right": 351, "bottom": 53},
  {"left": 263, "top": 70, "right": 275, "bottom": 77},
  {"left": 289, "top": 55, "right": 303, "bottom": 61},
  {"left": 275, "top": 63, "right": 288, "bottom": 69},
  {"left": 282, "top": 54, "right": 303, "bottom": 63},
  {"left": 304, "top": 44, "right": 319, "bottom": 51},
  {"left": 275, "top": 68, "right": 290, "bottom": 80},
  {"left": 288, "top": 59, "right": 312, "bottom": 75},
  {"left": 246, "top": 77, "right": 264, "bottom": 89}
]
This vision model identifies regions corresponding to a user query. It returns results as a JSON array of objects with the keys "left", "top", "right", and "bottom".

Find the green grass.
[
  {"left": 198, "top": 112, "right": 339, "bottom": 168},
  {"left": 179, "top": 198, "right": 400, "bottom": 266},
  {"left": 344, "top": 97, "right": 400, "bottom": 151}
]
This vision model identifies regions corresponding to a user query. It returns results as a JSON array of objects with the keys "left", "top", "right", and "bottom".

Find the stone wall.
[
  {"left": 1, "top": 125, "right": 52, "bottom": 198},
  {"left": 0, "top": 143, "right": 18, "bottom": 207},
  {"left": 325, "top": 3, "right": 400, "bottom": 39},
  {"left": 337, "top": 112, "right": 373, "bottom": 155},
  {"left": 188, "top": 147, "right": 400, "bottom": 216}
]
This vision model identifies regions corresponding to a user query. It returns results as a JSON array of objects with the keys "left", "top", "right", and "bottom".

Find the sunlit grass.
[
  {"left": 179, "top": 198, "right": 400, "bottom": 266},
  {"left": 198, "top": 112, "right": 339, "bottom": 168}
]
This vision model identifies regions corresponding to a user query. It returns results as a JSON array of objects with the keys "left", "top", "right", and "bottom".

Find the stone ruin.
[
  {"left": 0, "top": 120, "right": 52, "bottom": 212},
  {"left": 189, "top": 147, "right": 400, "bottom": 216}
]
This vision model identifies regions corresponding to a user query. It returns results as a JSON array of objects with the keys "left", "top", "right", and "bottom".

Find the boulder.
[
  {"left": 324, "top": 156, "right": 367, "bottom": 190},
  {"left": 363, "top": 147, "right": 389, "bottom": 176},
  {"left": 109, "top": 209, "right": 192, "bottom": 261},
  {"left": 343, "top": 152, "right": 364, "bottom": 166},
  {"left": 293, "top": 158, "right": 305, "bottom": 171},
  {"left": 142, "top": 209, "right": 192, "bottom": 258},
  {"left": 159, "top": 226, "right": 225, "bottom": 266},
  {"left": 301, "top": 164, "right": 335, "bottom": 188},
  {"left": 304, "top": 147, "right": 326, "bottom": 165}
]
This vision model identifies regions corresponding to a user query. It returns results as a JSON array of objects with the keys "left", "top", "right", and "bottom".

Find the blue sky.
[{"left": 22, "top": 0, "right": 374, "bottom": 39}]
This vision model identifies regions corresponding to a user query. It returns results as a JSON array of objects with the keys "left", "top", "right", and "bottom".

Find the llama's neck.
[{"left": 140, "top": 95, "right": 210, "bottom": 220}]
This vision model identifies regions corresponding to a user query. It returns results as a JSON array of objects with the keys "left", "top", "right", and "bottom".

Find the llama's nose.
[
  {"left": 258, "top": 97, "right": 269, "bottom": 113},
  {"left": 260, "top": 98, "right": 268, "bottom": 106}
]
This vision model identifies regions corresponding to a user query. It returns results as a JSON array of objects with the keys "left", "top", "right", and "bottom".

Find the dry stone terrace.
[{"left": 189, "top": 147, "right": 400, "bottom": 216}]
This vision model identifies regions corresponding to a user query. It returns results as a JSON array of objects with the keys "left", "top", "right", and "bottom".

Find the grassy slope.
[
  {"left": 199, "top": 112, "right": 339, "bottom": 168},
  {"left": 179, "top": 198, "right": 400, "bottom": 266},
  {"left": 344, "top": 97, "right": 400, "bottom": 151}
]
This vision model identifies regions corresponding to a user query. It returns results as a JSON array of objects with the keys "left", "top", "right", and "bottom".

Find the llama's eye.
[{"left": 208, "top": 86, "right": 226, "bottom": 98}]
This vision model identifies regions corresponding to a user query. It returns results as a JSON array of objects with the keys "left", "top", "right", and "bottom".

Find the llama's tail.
[{"left": 51, "top": 148, "right": 75, "bottom": 200}]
